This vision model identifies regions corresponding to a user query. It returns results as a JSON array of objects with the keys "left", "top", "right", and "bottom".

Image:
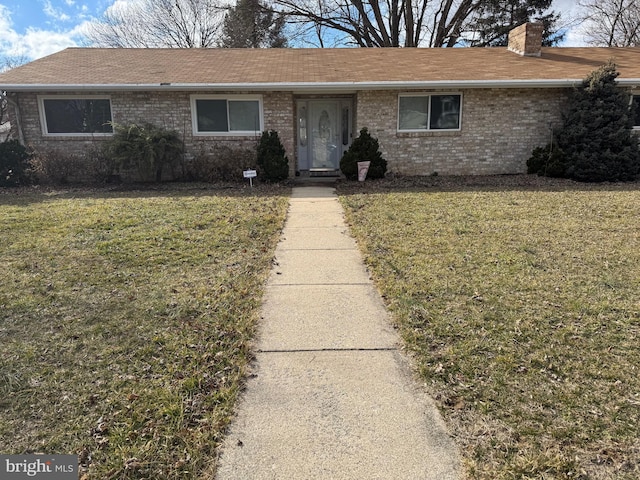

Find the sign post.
[{"left": 243, "top": 169, "right": 257, "bottom": 187}]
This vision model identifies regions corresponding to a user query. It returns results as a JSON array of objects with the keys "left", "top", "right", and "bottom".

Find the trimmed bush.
[
  {"left": 187, "top": 143, "right": 257, "bottom": 182},
  {"left": 84, "top": 144, "right": 119, "bottom": 184},
  {"left": 30, "top": 146, "right": 117, "bottom": 185},
  {"left": 340, "top": 128, "right": 387, "bottom": 180},
  {"left": 257, "top": 130, "right": 288, "bottom": 182},
  {"left": 0, "top": 140, "right": 32, "bottom": 187},
  {"left": 527, "top": 143, "right": 567, "bottom": 178},
  {"left": 104, "top": 123, "right": 184, "bottom": 182},
  {"left": 30, "top": 149, "right": 80, "bottom": 185}
]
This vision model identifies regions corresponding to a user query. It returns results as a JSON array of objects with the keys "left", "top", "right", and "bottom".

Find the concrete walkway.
[{"left": 215, "top": 186, "right": 461, "bottom": 480}]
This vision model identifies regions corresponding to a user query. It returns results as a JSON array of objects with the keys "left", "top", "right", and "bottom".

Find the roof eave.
[{"left": 2, "top": 79, "right": 639, "bottom": 92}]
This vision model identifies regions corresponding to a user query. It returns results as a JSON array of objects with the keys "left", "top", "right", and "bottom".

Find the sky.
[
  {"left": 0, "top": 0, "right": 99, "bottom": 62},
  {"left": 0, "top": 0, "right": 588, "bottom": 65}
]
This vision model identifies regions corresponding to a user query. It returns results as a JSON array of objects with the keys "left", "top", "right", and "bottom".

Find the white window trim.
[
  {"left": 397, "top": 93, "right": 463, "bottom": 132},
  {"left": 38, "top": 95, "right": 113, "bottom": 137},
  {"left": 191, "top": 94, "right": 264, "bottom": 136}
]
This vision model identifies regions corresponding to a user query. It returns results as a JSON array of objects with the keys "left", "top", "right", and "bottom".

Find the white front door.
[{"left": 297, "top": 99, "right": 352, "bottom": 172}]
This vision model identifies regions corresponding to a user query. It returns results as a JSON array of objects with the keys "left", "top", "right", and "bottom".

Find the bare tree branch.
[
  {"left": 275, "top": 0, "right": 486, "bottom": 47},
  {"left": 579, "top": 0, "right": 640, "bottom": 46},
  {"left": 85, "top": 0, "right": 226, "bottom": 48},
  {"left": 1, "top": 55, "right": 28, "bottom": 142}
]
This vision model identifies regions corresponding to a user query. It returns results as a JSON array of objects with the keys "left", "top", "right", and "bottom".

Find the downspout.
[{"left": 6, "top": 93, "right": 25, "bottom": 145}]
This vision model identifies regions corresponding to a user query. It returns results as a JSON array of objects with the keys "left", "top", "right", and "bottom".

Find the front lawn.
[
  {"left": 338, "top": 176, "right": 640, "bottom": 480},
  {"left": 0, "top": 184, "right": 289, "bottom": 479}
]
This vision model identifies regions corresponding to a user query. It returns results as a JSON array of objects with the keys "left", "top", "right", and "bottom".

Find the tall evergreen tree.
[
  {"left": 219, "top": 0, "right": 288, "bottom": 48},
  {"left": 528, "top": 62, "right": 640, "bottom": 182},
  {"left": 468, "top": 0, "right": 563, "bottom": 47}
]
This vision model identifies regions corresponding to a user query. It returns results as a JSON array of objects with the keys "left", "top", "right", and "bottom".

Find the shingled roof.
[{"left": 1, "top": 47, "right": 639, "bottom": 91}]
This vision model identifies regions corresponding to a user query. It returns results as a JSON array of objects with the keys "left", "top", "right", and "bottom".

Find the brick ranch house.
[{"left": 1, "top": 23, "right": 639, "bottom": 178}]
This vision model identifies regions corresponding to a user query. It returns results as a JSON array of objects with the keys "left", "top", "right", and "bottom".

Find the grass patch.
[
  {"left": 0, "top": 184, "right": 289, "bottom": 479},
  {"left": 338, "top": 176, "right": 640, "bottom": 480}
]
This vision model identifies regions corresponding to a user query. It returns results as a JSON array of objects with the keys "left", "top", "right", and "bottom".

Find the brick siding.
[
  {"left": 356, "top": 88, "right": 568, "bottom": 176},
  {"left": 14, "top": 88, "right": 567, "bottom": 178},
  {"left": 15, "top": 90, "right": 296, "bottom": 177}
]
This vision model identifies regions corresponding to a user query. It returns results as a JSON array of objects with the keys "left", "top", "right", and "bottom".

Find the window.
[
  {"left": 398, "top": 94, "right": 462, "bottom": 131},
  {"left": 192, "top": 96, "right": 263, "bottom": 135},
  {"left": 39, "top": 97, "right": 113, "bottom": 135},
  {"left": 342, "top": 106, "right": 350, "bottom": 145},
  {"left": 632, "top": 95, "right": 640, "bottom": 128}
]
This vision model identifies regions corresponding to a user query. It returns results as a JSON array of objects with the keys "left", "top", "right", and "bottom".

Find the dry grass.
[
  {"left": 338, "top": 175, "right": 640, "bottom": 480},
  {"left": 0, "top": 183, "right": 289, "bottom": 479}
]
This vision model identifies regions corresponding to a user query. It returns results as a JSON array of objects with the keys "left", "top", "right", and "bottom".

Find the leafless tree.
[
  {"left": 274, "top": 0, "right": 483, "bottom": 47},
  {"left": 283, "top": 0, "right": 341, "bottom": 47},
  {"left": 579, "top": 0, "right": 640, "bottom": 46},
  {"left": 1, "top": 53, "right": 28, "bottom": 73},
  {"left": 85, "top": 0, "right": 226, "bottom": 48},
  {"left": 1, "top": 55, "right": 28, "bottom": 142}
]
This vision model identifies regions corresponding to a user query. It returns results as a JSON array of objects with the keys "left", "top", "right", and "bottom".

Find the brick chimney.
[{"left": 508, "top": 22, "right": 544, "bottom": 57}]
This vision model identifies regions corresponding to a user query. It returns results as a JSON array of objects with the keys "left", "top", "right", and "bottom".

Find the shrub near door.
[
  {"left": 340, "top": 128, "right": 387, "bottom": 180},
  {"left": 257, "top": 130, "right": 289, "bottom": 182}
]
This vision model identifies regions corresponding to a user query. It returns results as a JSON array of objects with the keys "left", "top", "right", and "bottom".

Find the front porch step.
[{"left": 308, "top": 170, "right": 340, "bottom": 177}]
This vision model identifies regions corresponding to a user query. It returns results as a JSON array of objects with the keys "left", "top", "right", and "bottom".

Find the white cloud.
[
  {"left": 0, "top": 4, "right": 81, "bottom": 62},
  {"left": 0, "top": 5, "right": 25, "bottom": 56},
  {"left": 20, "top": 26, "right": 83, "bottom": 59},
  {"left": 563, "top": 28, "right": 589, "bottom": 47},
  {"left": 552, "top": 0, "right": 589, "bottom": 46},
  {"left": 103, "top": 0, "right": 143, "bottom": 15},
  {"left": 43, "top": 0, "right": 72, "bottom": 22}
]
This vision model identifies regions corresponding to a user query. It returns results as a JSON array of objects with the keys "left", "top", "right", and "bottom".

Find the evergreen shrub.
[
  {"left": 340, "top": 128, "right": 387, "bottom": 180},
  {"left": 0, "top": 140, "right": 32, "bottom": 187},
  {"left": 257, "top": 130, "right": 288, "bottom": 182},
  {"left": 527, "top": 143, "right": 567, "bottom": 178},
  {"left": 528, "top": 62, "right": 640, "bottom": 182}
]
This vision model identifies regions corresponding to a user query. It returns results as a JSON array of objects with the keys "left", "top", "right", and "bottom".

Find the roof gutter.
[{"left": 1, "top": 79, "right": 639, "bottom": 92}]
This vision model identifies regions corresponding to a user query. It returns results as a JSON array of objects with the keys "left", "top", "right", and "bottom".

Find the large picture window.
[
  {"left": 192, "top": 96, "right": 263, "bottom": 135},
  {"left": 39, "top": 97, "right": 113, "bottom": 135},
  {"left": 398, "top": 94, "right": 462, "bottom": 131}
]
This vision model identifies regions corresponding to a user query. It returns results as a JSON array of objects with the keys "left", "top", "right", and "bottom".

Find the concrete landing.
[{"left": 215, "top": 186, "right": 460, "bottom": 480}]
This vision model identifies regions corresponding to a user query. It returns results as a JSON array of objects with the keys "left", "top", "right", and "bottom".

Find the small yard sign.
[
  {"left": 243, "top": 169, "right": 257, "bottom": 187},
  {"left": 357, "top": 161, "right": 371, "bottom": 182}
]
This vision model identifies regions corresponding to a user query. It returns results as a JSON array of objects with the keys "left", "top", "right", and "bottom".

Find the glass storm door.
[
  {"left": 309, "top": 101, "right": 340, "bottom": 170},
  {"left": 297, "top": 99, "right": 352, "bottom": 172}
]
